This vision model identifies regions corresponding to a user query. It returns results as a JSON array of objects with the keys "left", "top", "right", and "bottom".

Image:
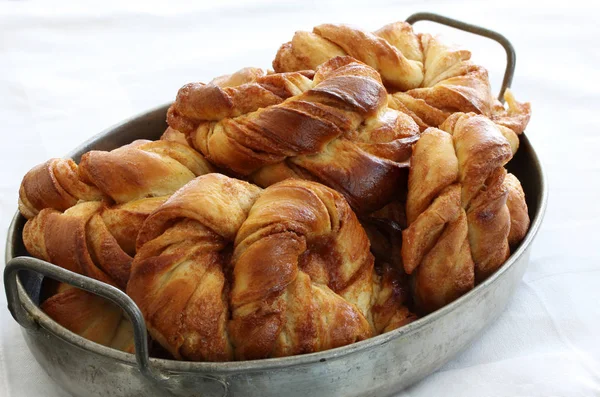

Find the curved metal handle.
[
  {"left": 406, "top": 12, "right": 516, "bottom": 102},
  {"left": 4, "top": 256, "right": 230, "bottom": 395},
  {"left": 4, "top": 257, "right": 164, "bottom": 382}
]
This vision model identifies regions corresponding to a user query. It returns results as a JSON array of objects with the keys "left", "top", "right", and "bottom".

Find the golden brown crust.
[
  {"left": 350, "top": 108, "right": 419, "bottom": 162},
  {"left": 388, "top": 92, "right": 450, "bottom": 131},
  {"left": 128, "top": 174, "right": 261, "bottom": 361},
  {"left": 465, "top": 167, "right": 511, "bottom": 281},
  {"left": 491, "top": 89, "right": 532, "bottom": 135},
  {"left": 273, "top": 22, "right": 530, "bottom": 133},
  {"left": 78, "top": 140, "right": 213, "bottom": 204},
  {"left": 19, "top": 140, "right": 213, "bottom": 218},
  {"left": 406, "top": 34, "right": 493, "bottom": 116},
  {"left": 99, "top": 197, "right": 168, "bottom": 256},
  {"left": 311, "top": 24, "right": 423, "bottom": 91},
  {"left": 412, "top": 208, "right": 474, "bottom": 313},
  {"left": 24, "top": 202, "right": 117, "bottom": 286},
  {"left": 160, "top": 126, "right": 189, "bottom": 146},
  {"left": 402, "top": 114, "right": 529, "bottom": 312},
  {"left": 273, "top": 23, "right": 423, "bottom": 90},
  {"left": 18, "top": 158, "right": 103, "bottom": 219},
  {"left": 441, "top": 113, "right": 513, "bottom": 207},
  {"left": 370, "top": 264, "right": 418, "bottom": 333},
  {"left": 209, "top": 67, "right": 265, "bottom": 88},
  {"left": 504, "top": 173, "right": 530, "bottom": 247},
  {"left": 403, "top": 184, "right": 463, "bottom": 276},
  {"left": 41, "top": 284, "right": 134, "bottom": 353},
  {"left": 405, "top": 128, "right": 459, "bottom": 225},
  {"left": 128, "top": 174, "right": 415, "bottom": 361},
  {"left": 167, "top": 71, "right": 314, "bottom": 134},
  {"left": 375, "top": 22, "right": 423, "bottom": 63},
  {"left": 231, "top": 179, "right": 375, "bottom": 358},
  {"left": 23, "top": 198, "right": 167, "bottom": 289},
  {"left": 272, "top": 31, "right": 346, "bottom": 73},
  {"left": 20, "top": 140, "right": 214, "bottom": 289},
  {"left": 172, "top": 57, "right": 417, "bottom": 213}
]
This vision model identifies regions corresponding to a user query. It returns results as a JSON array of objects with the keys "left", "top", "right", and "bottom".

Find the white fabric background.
[{"left": 1, "top": 1, "right": 599, "bottom": 396}]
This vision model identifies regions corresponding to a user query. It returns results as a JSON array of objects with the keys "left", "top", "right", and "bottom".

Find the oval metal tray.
[{"left": 3, "top": 13, "right": 547, "bottom": 397}]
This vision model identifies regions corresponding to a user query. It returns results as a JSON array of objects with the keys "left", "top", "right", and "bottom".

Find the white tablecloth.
[{"left": 1, "top": 1, "right": 599, "bottom": 396}]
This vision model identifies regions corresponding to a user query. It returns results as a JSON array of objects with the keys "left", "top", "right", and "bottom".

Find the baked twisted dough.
[
  {"left": 20, "top": 140, "right": 214, "bottom": 289},
  {"left": 166, "top": 57, "right": 419, "bottom": 213},
  {"left": 19, "top": 140, "right": 213, "bottom": 218},
  {"left": 401, "top": 113, "right": 529, "bottom": 313},
  {"left": 24, "top": 197, "right": 167, "bottom": 289},
  {"left": 41, "top": 283, "right": 134, "bottom": 353},
  {"left": 127, "top": 173, "right": 415, "bottom": 361},
  {"left": 273, "top": 22, "right": 531, "bottom": 134},
  {"left": 167, "top": 67, "right": 315, "bottom": 135},
  {"left": 505, "top": 172, "right": 531, "bottom": 248},
  {"left": 274, "top": 23, "right": 424, "bottom": 91}
]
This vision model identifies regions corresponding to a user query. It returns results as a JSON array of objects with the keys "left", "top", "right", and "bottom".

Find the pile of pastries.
[{"left": 18, "top": 21, "right": 531, "bottom": 361}]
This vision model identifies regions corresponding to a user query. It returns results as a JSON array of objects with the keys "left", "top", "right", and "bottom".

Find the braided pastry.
[
  {"left": 20, "top": 140, "right": 214, "bottom": 289},
  {"left": 165, "top": 57, "right": 419, "bottom": 213},
  {"left": 22, "top": 140, "right": 215, "bottom": 353},
  {"left": 127, "top": 173, "right": 415, "bottom": 361},
  {"left": 273, "top": 22, "right": 531, "bottom": 134},
  {"left": 491, "top": 90, "right": 533, "bottom": 136},
  {"left": 273, "top": 23, "right": 423, "bottom": 91},
  {"left": 23, "top": 198, "right": 167, "bottom": 289},
  {"left": 41, "top": 283, "right": 134, "bottom": 353},
  {"left": 167, "top": 68, "right": 315, "bottom": 135},
  {"left": 402, "top": 113, "right": 529, "bottom": 313},
  {"left": 19, "top": 140, "right": 213, "bottom": 218}
]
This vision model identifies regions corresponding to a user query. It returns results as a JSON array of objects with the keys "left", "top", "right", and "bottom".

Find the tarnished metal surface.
[{"left": 3, "top": 13, "right": 547, "bottom": 397}]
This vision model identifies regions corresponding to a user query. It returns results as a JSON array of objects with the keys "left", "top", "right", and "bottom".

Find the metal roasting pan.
[{"left": 3, "top": 13, "right": 547, "bottom": 397}]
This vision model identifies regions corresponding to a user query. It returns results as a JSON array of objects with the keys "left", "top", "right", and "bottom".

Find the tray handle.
[
  {"left": 4, "top": 256, "right": 164, "bottom": 382},
  {"left": 406, "top": 12, "right": 516, "bottom": 102},
  {"left": 5, "top": 257, "right": 231, "bottom": 395}
]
